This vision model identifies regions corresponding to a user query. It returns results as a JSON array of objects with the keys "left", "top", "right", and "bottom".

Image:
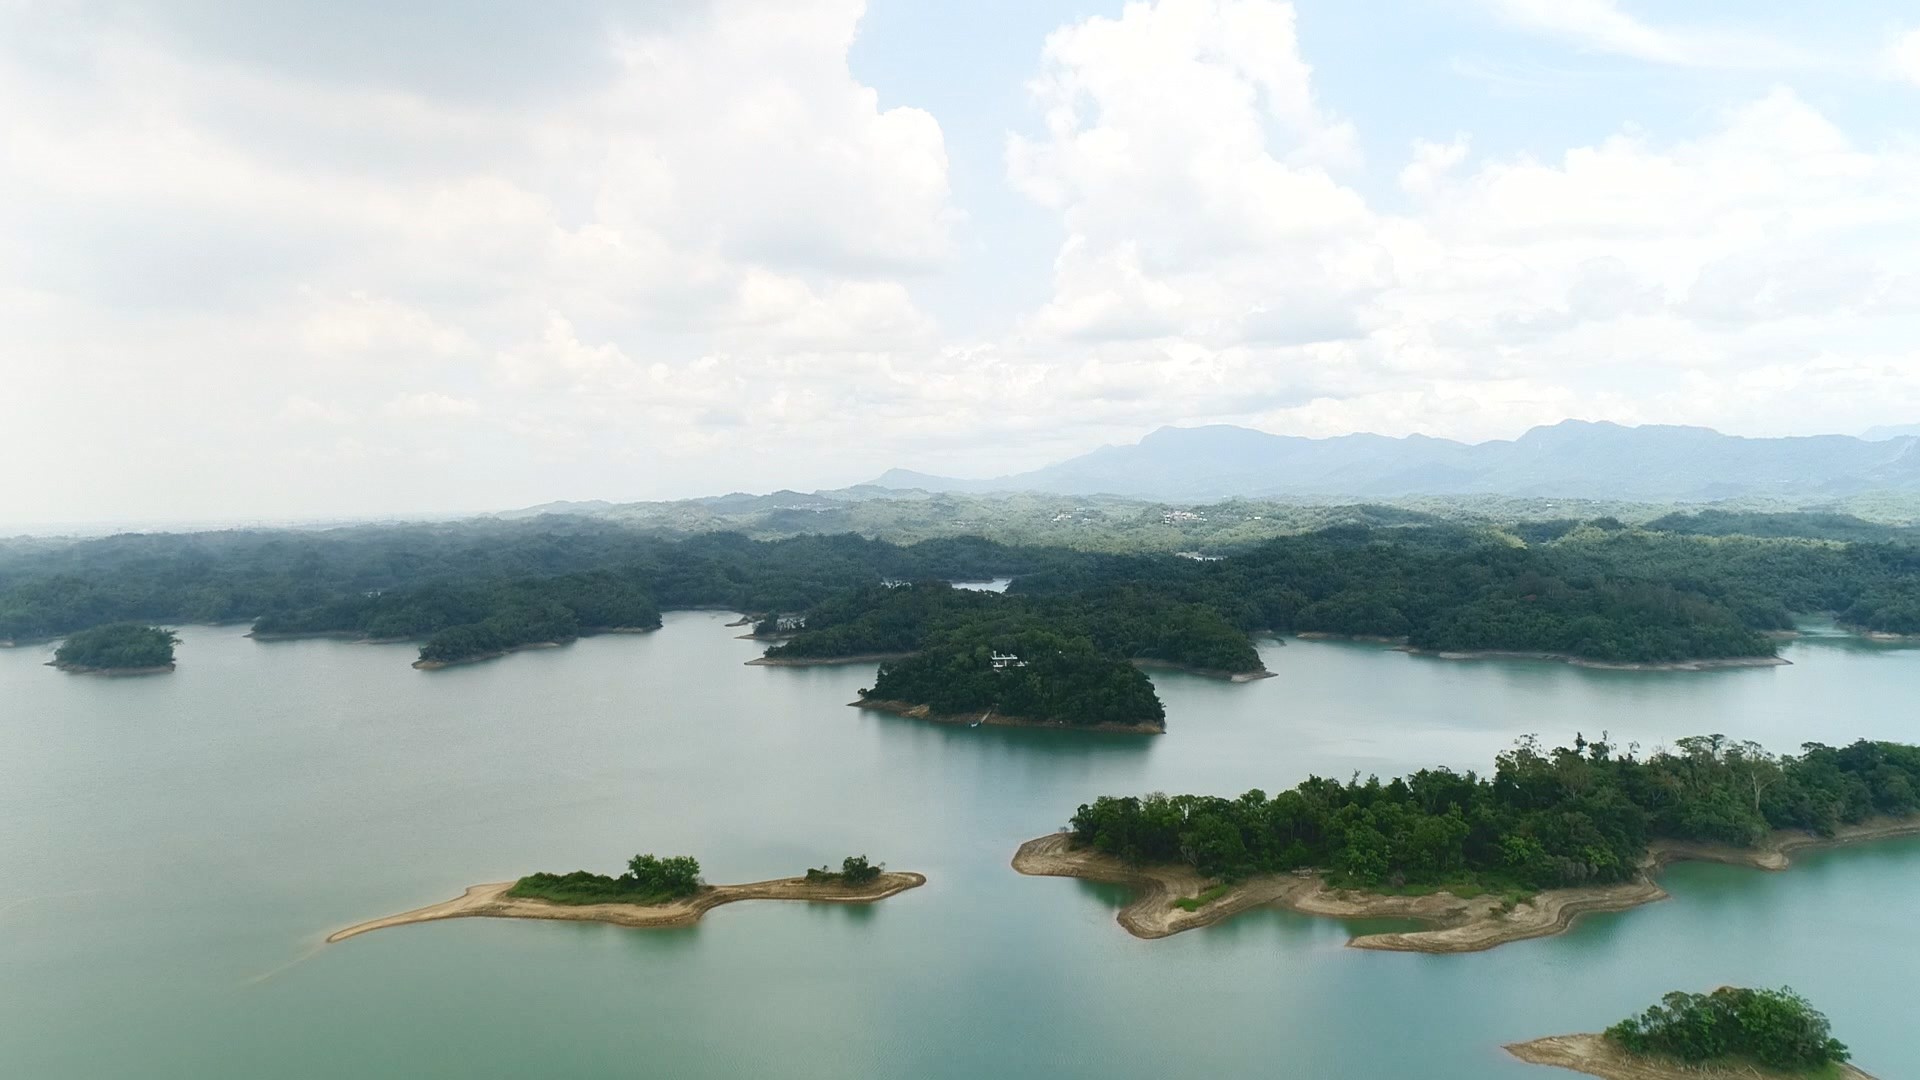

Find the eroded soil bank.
[
  {"left": 1505, "top": 1033, "right": 1878, "bottom": 1080},
  {"left": 1012, "top": 818, "right": 1920, "bottom": 951}
]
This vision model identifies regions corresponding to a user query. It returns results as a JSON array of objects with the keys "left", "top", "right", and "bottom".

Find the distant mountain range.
[{"left": 870, "top": 421, "right": 1920, "bottom": 502}]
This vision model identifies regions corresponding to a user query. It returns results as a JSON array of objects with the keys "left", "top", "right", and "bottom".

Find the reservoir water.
[{"left": 3, "top": 612, "right": 1917, "bottom": 1079}]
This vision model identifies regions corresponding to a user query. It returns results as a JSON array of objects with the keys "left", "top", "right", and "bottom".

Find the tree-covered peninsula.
[
  {"left": 1610, "top": 987, "right": 1849, "bottom": 1073},
  {"left": 1508, "top": 987, "right": 1868, "bottom": 1080},
  {"left": 1065, "top": 735, "right": 1920, "bottom": 891},
  {"left": 51, "top": 623, "right": 177, "bottom": 673}
]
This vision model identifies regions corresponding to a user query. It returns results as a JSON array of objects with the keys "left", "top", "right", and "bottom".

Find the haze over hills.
[{"left": 870, "top": 421, "right": 1920, "bottom": 502}]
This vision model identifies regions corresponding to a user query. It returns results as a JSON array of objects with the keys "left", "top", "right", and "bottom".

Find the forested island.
[
  {"left": 7, "top": 510, "right": 1920, "bottom": 678},
  {"left": 1017, "top": 734, "right": 1920, "bottom": 946},
  {"left": 50, "top": 623, "right": 177, "bottom": 674},
  {"left": 1508, "top": 987, "right": 1872, "bottom": 1079},
  {"left": 328, "top": 852, "right": 924, "bottom": 943}
]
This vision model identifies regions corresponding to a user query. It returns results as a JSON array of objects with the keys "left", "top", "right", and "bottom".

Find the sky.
[{"left": 6, "top": 0, "right": 1920, "bottom": 525}]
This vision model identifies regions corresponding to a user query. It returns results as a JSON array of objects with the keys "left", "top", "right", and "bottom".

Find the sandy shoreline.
[
  {"left": 47, "top": 661, "right": 175, "bottom": 676},
  {"left": 853, "top": 698, "right": 1164, "bottom": 735},
  {"left": 1012, "top": 817, "right": 1920, "bottom": 950},
  {"left": 1505, "top": 1033, "right": 1878, "bottom": 1080},
  {"left": 1398, "top": 647, "right": 1789, "bottom": 671},
  {"left": 746, "top": 652, "right": 914, "bottom": 667},
  {"left": 327, "top": 871, "right": 927, "bottom": 944}
]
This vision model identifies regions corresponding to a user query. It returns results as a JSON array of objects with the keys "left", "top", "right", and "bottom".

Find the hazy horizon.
[{"left": 8, "top": 0, "right": 1920, "bottom": 523}]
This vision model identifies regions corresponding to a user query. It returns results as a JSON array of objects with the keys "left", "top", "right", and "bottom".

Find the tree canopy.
[
  {"left": 1067, "top": 735, "right": 1920, "bottom": 890},
  {"left": 9, "top": 516, "right": 1920, "bottom": 673},
  {"left": 506, "top": 852, "right": 703, "bottom": 906},
  {"left": 52, "top": 623, "right": 176, "bottom": 670},
  {"left": 1606, "top": 987, "right": 1849, "bottom": 1072}
]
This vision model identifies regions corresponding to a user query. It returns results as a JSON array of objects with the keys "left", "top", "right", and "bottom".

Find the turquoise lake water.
[{"left": 2, "top": 612, "right": 1916, "bottom": 1078}]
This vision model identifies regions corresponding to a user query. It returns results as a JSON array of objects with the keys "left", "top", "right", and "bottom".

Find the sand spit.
[
  {"left": 327, "top": 872, "right": 927, "bottom": 944},
  {"left": 1398, "top": 647, "right": 1790, "bottom": 671},
  {"left": 853, "top": 698, "right": 1164, "bottom": 735},
  {"left": 1012, "top": 817, "right": 1920, "bottom": 950},
  {"left": 1505, "top": 1033, "right": 1877, "bottom": 1080},
  {"left": 746, "top": 652, "right": 914, "bottom": 667}
]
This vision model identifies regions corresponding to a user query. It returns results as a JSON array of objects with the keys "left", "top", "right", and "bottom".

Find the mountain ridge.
[{"left": 868, "top": 420, "right": 1920, "bottom": 501}]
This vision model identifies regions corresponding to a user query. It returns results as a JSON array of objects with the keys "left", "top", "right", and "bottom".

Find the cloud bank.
[{"left": 3, "top": 0, "right": 1918, "bottom": 522}]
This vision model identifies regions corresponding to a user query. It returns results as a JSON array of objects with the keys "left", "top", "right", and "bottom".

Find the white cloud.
[
  {"left": 5, "top": 0, "right": 1920, "bottom": 522},
  {"left": 382, "top": 393, "right": 481, "bottom": 419},
  {"left": 1007, "top": 0, "right": 1375, "bottom": 344},
  {"left": 1479, "top": 0, "right": 1816, "bottom": 70},
  {"left": 1892, "top": 30, "right": 1920, "bottom": 85},
  {"left": 1399, "top": 136, "right": 1470, "bottom": 197},
  {"left": 996, "top": 2, "right": 1920, "bottom": 455}
]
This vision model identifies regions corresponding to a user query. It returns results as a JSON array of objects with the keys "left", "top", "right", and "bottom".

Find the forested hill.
[
  {"left": 6, "top": 516, "right": 1920, "bottom": 669},
  {"left": 51, "top": 623, "right": 177, "bottom": 672},
  {"left": 0, "top": 524, "right": 1080, "bottom": 662},
  {"left": 772, "top": 525, "right": 1920, "bottom": 671},
  {"left": 1068, "top": 735, "right": 1920, "bottom": 891}
]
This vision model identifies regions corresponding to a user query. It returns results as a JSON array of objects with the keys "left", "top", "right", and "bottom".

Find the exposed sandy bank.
[
  {"left": 1295, "top": 631, "right": 1408, "bottom": 644},
  {"left": 1505, "top": 1033, "right": 1877, "bottom": 1080},
  {"left": 1012, "top": 817, "right": 1920, "bottom": 950},
  {"left": 854, "top": 698, "right": 1163, "bottom": 735},
  {"left": 328, "top": 871, "right": 927, "bottom": 944},
  {"left": 48, "top": 661, "right": 175, "bottom": 676},
  {"left": 746, "top": 652, "right": 913, "bottom": 667},
  {"left": 1397, "top": 647, "right": 1789, "bottom": 671},
  {"left": 1127, "top": 658, "right": 1275, "bottom": 682}
]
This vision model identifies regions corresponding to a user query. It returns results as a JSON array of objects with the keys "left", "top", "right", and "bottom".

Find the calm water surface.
[{"left": 3, "top": 614, "right": 1917, "bottom": 1079}]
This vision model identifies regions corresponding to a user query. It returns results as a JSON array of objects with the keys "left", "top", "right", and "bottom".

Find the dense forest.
[
  {"left": 1066, "top": 735, "right": 1920, "bottom": 891},
  {"left": 1606, "top": 987, "right": 1850, "bottom": 1072},
  {"left": 51, "top": 623, "right": 177, "bottom": 671},
  {"left": 862, "top": 629, "right": 1167, "bottom": 728},
  {"left": 771, "top": 582, "right": 1260, "bottom": 672},
  {"left": 507, "top": 853, "right": 704, "bottom": 906},
  {"left": 8, "top": 513, "right": 1920, "bottom": 673},
  {"left": 0, "top": 523, "right": 1074, "bottom": 664}
]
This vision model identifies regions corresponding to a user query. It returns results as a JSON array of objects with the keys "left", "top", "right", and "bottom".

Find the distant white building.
[
  {"left": 1174, "top": 551, "right": 1222, "bottom": 561},
  {"left": 990, "top": 652, "right": 1026, "bottom": 670}
]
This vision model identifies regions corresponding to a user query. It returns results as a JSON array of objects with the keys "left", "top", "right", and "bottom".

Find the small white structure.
[{"left": 990, "top": 652, "right": 1026, "bottom": 670}]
